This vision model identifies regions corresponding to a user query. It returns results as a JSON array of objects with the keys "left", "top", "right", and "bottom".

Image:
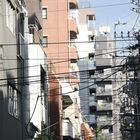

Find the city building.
[
  {"left": 24, "top": 0, "right": 48, "bottom": 139},
  {"left": 76, "top": 2, "right": 96, "bottom": 140},
  {"left": 42, "top": 0, "right": 80, "bottom": 139},
  {"left": 0, "top": 0, "right": 28, "bottom": 139},
  {"left": 95, "top": 27, "right": 120, "bottom": 140}
]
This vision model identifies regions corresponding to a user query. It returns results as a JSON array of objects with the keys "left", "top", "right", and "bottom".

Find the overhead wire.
[{"left": 0, "top": 38, "right": 137, "bottom": 47}]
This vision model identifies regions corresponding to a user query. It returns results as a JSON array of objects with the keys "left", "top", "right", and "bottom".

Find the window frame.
[
  {"left": 6, "top": 0, "right": 15, "bottom": 34},
  {"left": 42, "top": 35, "right": 48, "bottom": 47},
  {"left": 42, "top": 7, "right": 47, "bottom": 19},
  {"left": 8, "top": 82, "right": 20, "bottom": 118}
]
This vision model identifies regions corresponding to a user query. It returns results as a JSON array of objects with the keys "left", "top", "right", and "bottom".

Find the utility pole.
[
  {"left": 131, "top": 0, "right": 140, "bottom": 14},
  {"left": 134, "top": 30, "right": 140, "bottom": 140},
  {"left": 131, "top": 1, "right": 140, "bottom": 139}
]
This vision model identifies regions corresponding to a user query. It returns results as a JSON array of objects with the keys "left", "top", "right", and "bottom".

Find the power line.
[
  {"left": 0, "top": 39, "right": 136, "bottom": 46},
  {"left": 0, "top": 62, "right": 125, "bottom": 82},
  {"left": 93, "top": 2, "right": 130, "bottom": 8}
]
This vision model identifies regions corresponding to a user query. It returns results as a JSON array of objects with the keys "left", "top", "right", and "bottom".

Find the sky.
[
  {"left": 79, "top": 0, "right": 140, "bottom": 35},
  {"left": 93, "top": 0, "right": 138, "bottom": 33}
]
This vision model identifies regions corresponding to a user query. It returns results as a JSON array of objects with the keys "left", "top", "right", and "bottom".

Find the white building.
[
  {"left": 26, "top": 33, "right": 48, "bottom": 138},
  {"left": 76, "top": 6, "right": 96, "bottom": 140}
]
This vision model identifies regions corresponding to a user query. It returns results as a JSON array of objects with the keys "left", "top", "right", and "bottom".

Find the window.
[
  {"left": 89, "top": 70, "right": 95, "bottom": 78},
  {"left": 6, "top": 0, "right": 15, "bottom": 34},
  {"left": 8, "top": 83, "right": 20, "bottom": 118},
  {"left": 41, "top": 66, "right": 46, "bottom": 93},
  {"left": 89, "top": 88, "right": 96, "bottom": 95},
  {"left": 70, "top": 59, "right": 77, "bottom": 63},
  {"left": 89, "top": 106, "right": 96, "bottom": 114},
  {"left": 42, "top": 8, "right": 47, "bottom": 19},
  {"left": 88, "top": 35, "right": 94, "bottom": 41},
  {"left": 88, "top": 53, "right": 94, "bottom": 59},
  {"left": 87, "top": 15, "right": 95, "bottom": 28},
  {"left": 87, "top": 15, "right": 94, "bottom": 21},
  {"left": 43, "top": 36, "right": 48, "bottom": 47}
]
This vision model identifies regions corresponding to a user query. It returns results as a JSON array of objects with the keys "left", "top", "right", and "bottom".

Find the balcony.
[
  {"left": 70, "top": 18, "right": 78, "bottom": 39},
  {"left": 96, "top": 58, "right": 112, "bottom": 66},
  {"left": 96, "top": 86, "right": 112, "bottom": 96},
  {"left": 97, "top": 116, "right": 113, "bottom": 126},
  {"left": 69, "top": 0, "right": 78, "bottom": 9},
  {"left": 97, "top": 103, "right": 113, "bottom": 111}
]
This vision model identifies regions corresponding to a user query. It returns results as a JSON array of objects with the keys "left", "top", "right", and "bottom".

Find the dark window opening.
[
  {"left": 88, "top": 53, "right": 95, "bottom": 59},
  {"left": 89, "top": 88, "right": 96, "bottom": 95},
  {"left": 89, "top": 70, "right": 95, "bottom": 77},
  {"left": 41, "top": 66, "right": 46, "bottom": 93},
  {"left": 89, "top": 106, "right": 96, "bottom": 114},
  {"left": 70, "top": 59, "right": 77, "bottom": 63}
]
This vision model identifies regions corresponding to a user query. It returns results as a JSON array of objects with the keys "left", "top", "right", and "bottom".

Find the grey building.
[
  {"left": 95, "top": 31, "right": 121, "bottom": 140},
  {"left": 0, "top": 0, "right": 28, "bottom": 139},
  {"left": 78, "top": 58, "right": 96, "bottom": 127}
]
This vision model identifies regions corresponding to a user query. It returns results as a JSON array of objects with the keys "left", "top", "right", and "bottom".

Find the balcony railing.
[
  {"left": 97, "top": 103, "right": 113, "bottom": 111},
  {"left": 97, "top": 116, "right": 113, "bottom": 124}
]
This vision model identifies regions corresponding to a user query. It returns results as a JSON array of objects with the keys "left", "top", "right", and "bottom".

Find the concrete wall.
[
  {"left": 28, "top": 43, "right": 47, "bottom": 132},
  {"left": 0, "top": 0, "right": 23, "bottom": 139}
]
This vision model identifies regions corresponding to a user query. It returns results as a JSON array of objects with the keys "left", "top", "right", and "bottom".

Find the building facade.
[
  {"left": 24, "top": 0, "right": 49, "bottom": 139},
  {"left": 76, "top": 3, "right": 96, "bottom": 139},
  {"left": 0, "top": 0, "right": 28, "bottom": 139},
  {"left": 95, "top": 28, "right": 121, "bottom": 140},
  {"left": 42, "top": 0, "right": 80, "bottom": 139}
]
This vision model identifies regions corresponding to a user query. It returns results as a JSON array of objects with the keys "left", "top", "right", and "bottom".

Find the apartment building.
[
  {"left": 42, "top": 0, "right": 80, "bottom": 139},
  {"left": 76, "top": 5, "right": 96, "bottom": 140},
  {"left": 95, "top": 27, "right": 120, "bottom": 140},
  {"left": 23, "top": 0, "right": 48, "bottom": 139},
  {"left": 0, "top": 0, "right": 27, "bottom": 139},
  {"left": 0, "top": 0, "right": 48, "bottom": 139}
]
